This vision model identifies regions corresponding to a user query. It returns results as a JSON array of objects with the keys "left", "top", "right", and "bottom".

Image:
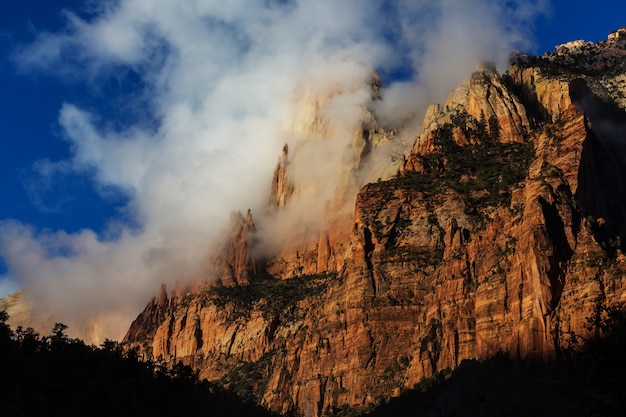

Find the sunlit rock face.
[{"left": 124, "top": 30, "right": 626, "bottom": 417}]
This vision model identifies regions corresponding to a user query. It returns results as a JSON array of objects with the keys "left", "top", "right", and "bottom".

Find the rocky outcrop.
[
  {"left": 262, "top": 87, "right": 405, "bottom": 280},
  {"left": 124, "top": 284, "right": 171, "bottom": 344},
  {"left": 409, "top": 63, "right": 531, "bottom": 167},
  {"left": 506, "top": 64, "right": 573, "bottom": 122},
  {"left": 269, "top": 144, "right": 293, "bottom": 209},
  {"left": 124, "top": 32, "right": 626, "bottom": 417},
  {"left": 211, "top": 210, "right": 259, "bottom": 287}
]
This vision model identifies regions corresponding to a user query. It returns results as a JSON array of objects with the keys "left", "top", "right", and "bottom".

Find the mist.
[{"left": 0, "top": 0, "right": 549, "bottom": 342}]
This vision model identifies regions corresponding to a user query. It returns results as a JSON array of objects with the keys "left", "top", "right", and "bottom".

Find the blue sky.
[
  {"left": 3, "top": 1, "right": 624, "bottom": 246},
  {"left": 0, "top": 0, "right": 624, "bottom": 338},
  {"left": 535, "top": 2, "right": 626, "bottom": 52},
  {"left": 1, "top": 1, "right": 128, "bottom": 233}
]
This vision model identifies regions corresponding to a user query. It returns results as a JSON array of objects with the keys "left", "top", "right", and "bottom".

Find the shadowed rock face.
[
  {"left": 570, "top": 77, "right": 626, "bottom": 253},
  {"left": 124, "top": 33, "right": 626, "bottom": 417}
]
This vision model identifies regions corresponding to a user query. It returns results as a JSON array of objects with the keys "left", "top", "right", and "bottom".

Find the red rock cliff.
[{"left": 124, "top": 32, "right": 626, "bottom": 417}]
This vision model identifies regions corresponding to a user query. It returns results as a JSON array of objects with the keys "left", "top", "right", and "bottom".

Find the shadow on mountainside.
[
  {"left": 570, "top": 77, "right": 626, "bottom": 254},
  {"left": 6, "top": 304, "right": 626, "bottom": 417},
  {"left": 329, "top": 303, "right": 626, "bottom": 417},
  {"left": 0, "top": 311, "right": 278, "bottom": 417}
]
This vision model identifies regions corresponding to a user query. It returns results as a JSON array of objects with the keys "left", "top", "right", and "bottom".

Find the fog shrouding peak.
[{"left": 0, "top": 0, "right": 549, "bottom": 342}]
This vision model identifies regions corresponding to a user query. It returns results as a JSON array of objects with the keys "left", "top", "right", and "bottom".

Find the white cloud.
[{"left": 2, "top": 0, "right": 549, "bottom": 342}]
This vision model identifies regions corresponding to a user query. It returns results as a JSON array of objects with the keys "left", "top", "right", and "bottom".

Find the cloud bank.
[{"left": 0, "top": 0, "right": 549, "bottom": 342}]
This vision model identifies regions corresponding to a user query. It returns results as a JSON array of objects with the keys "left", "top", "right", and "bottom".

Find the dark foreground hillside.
[
  {"left": 3, "top": 303, "right": 626, "bottom": 417},
  {"left": 0, "top": 311, "right": 277, "bottom": 417}
]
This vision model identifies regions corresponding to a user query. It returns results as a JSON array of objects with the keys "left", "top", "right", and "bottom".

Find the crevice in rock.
[
  {"left": 462, "top": 255, "right": 476, "bottom": 294},
  {"left": 364, "top": 328, "right": 377, "bottom": 369},
  {"left": 518, "top": 273, "right": 524, "bottom": 320},
  {"left": 557, "top": 183, "right": 581, "bottom": 240},
  {"left": 358, "top": 128, "right": 372, "bottom": 171},
  {"left": 363, "top": 227, "right": 376, "bottom": 296},
  {"left": 226, "top": 327, "right": 238, "bottom": 357},
  {"left": 384, "top": 208, "right": 403, "bottom": 250},
  {"left": 166, "top": 316, "right": 174, "bottom": 355},
  {"left": 538, "top": 196, "right": 573, "bottom": 309},
  {"left": 323, "top": 232, "right": 332, "bottom": 265},
  {"left": 265, "top": 316, "right": 280, "bottom": 345},
  {"left": 194, "top": 319, "right": 203, "bottom": 351},
  {"left": 503, "top": 280, "right": 510, "bottom": 314},
  {"left": 317, "top": 375, "right": 328, "bottom": 417}
]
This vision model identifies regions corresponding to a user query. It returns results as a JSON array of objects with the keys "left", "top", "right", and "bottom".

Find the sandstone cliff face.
[
  {"left": 125, "top": 31, "right": 626, "bottom": 417},
  {"left": 263, "top": 83, "right": 404, "bottom": 281},
  {"left": 269, "top": 144, "right": 293, "bottom": 210},
  {"left": 210, "top": 210, "right": 259, "bottom": 287},
  {"left": 408, "top": 63, "right": 531, "bottom": 172}
]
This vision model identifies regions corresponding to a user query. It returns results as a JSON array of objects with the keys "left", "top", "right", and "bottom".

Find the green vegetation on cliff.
[
  {"left": 390, "top": 115, "right": 534, "bottom": 213},
  {"left": 211, "top": 272, "right": 334, "bottom": 321}
]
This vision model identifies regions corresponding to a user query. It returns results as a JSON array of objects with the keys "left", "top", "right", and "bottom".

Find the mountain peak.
[{"left": 123, "top": 32, "right": 626, "bottom": 416}]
